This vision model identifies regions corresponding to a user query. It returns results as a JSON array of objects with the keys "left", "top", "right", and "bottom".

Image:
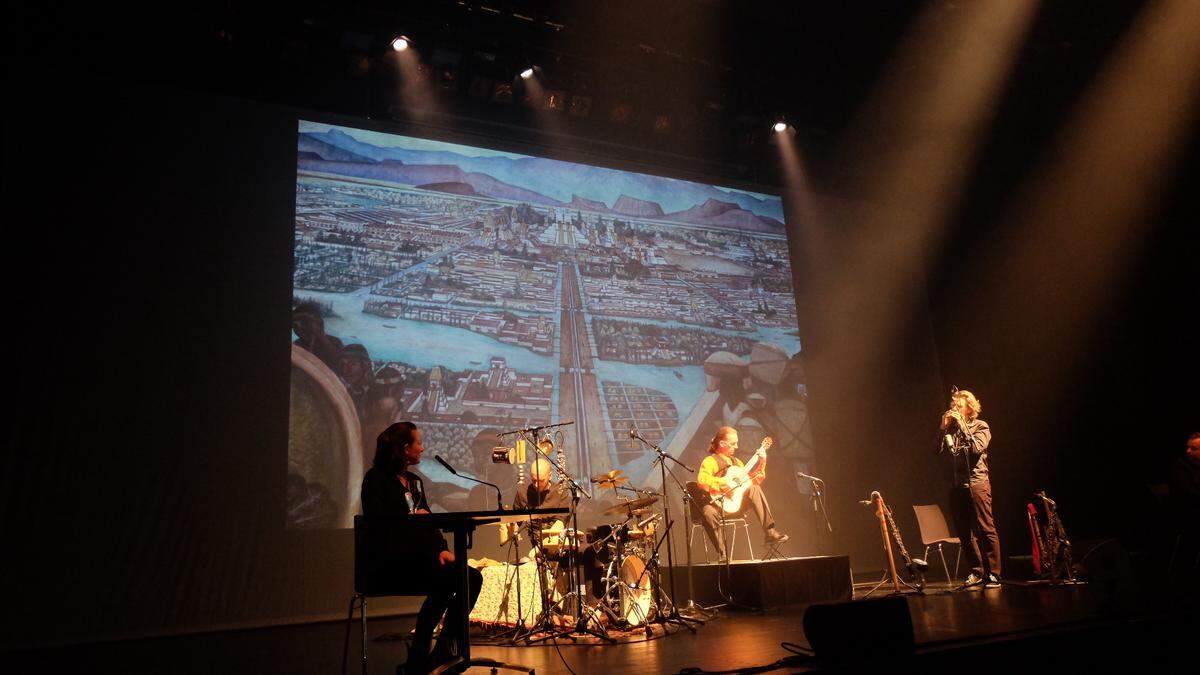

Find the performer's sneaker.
[
  {"left": 959, "top": 572, "right": 986, "bottom": 590},
  {"left": 765, "top": 528, "right": 789, "bottom": 544},
  {"left": 985, "top": 573, "right": 1002, "bottom": 589}
]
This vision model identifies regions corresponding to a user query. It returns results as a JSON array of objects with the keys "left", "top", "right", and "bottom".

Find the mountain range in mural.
[{"left": 298, "top": 125, "right": 786, "bottom": 233}]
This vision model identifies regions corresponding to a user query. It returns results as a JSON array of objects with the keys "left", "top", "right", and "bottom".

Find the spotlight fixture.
[
  {"left": 390, "top": 35, "right": 411, "bottom": 52},
  {"left": 520, "top": 66, "right": 535, "bottom": 79},
  {"left": 773, "top": 120, "right": 789, "bottom": 133}
]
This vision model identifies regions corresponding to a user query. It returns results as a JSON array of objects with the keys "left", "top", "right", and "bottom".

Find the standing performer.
[
  {"left": 939, "top": 390, "right": 1001, "bottom": 589},
  {"left": 360, "top": 422, "right": 483, "bottom": 675},
  {"left": 696, "top": 426, "right": 789, "bottom": 560}
]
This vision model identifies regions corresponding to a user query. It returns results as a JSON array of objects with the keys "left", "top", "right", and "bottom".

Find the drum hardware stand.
[
  {"left": 630, "top": 519, "right": 700, "bottom": 635},
  {"left": 593, "top": 536, "right": 634, "bottom": 627},
  {"left": 524, "top": 436, "right": 615, "bottom": 644},
  {"left": 630, "top": 429, "right": 703, "bottom": 631}
]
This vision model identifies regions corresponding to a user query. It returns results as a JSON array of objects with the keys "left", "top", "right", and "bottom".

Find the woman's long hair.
[{"left": 373, "top": 421, "right": 418, "bottom": 470}]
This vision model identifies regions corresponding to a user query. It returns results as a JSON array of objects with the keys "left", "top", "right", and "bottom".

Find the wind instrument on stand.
[{"left": 862, "top": 491, "right": 927, "bottom": 596}]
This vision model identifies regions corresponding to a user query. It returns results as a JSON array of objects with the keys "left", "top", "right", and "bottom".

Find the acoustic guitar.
[{"left": 688, "top": 437, "right": 773, "bottom": 514}]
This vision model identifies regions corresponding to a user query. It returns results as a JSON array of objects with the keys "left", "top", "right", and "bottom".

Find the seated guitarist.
[{"left": 696, "top": 426, "right": 789, "bottom": 559}]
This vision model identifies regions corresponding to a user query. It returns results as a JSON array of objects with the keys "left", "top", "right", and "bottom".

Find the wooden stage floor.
[{"left": 7, "top": 575, "right": 1197, "bottom": 674}]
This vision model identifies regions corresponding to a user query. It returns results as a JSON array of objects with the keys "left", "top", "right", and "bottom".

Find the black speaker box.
[{"left": 802, "top": 595, "right": 914, "bottom": 664}]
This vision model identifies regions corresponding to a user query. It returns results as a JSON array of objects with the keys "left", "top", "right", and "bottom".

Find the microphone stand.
[
  {"left": 799, "top": 473, "right": 832, "bottom": 554},
  {"left": 630, "top": 430, "right": 702, "bottom": 631}
]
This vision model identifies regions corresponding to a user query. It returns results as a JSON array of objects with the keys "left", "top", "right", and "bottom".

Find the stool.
[{"left": 762, "top": 539, "right": 785, "bottom": 560}]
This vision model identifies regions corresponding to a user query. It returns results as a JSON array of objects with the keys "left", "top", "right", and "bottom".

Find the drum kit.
[
  {"left": 522, "top": 469, "right": 669, "bottom": 633},
  {"left": 489, "top": 421, "right": 703, "bottom": 642}
]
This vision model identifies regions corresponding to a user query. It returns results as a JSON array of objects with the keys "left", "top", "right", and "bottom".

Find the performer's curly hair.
[{"left": 952, "top": 390, "right": 982, "bottom": 420}]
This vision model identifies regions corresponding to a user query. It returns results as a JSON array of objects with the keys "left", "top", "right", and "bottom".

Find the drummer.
[
  {"left": 512, "top": 458, "right": 570, "bottom": 547},
  {"left": 514, "top": 458, "right": 569, "bottom": 511}
]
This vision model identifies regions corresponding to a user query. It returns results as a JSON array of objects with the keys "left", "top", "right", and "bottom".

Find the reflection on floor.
[{"left": 8, "top": 577, "right": 1197, "bottom": 674}]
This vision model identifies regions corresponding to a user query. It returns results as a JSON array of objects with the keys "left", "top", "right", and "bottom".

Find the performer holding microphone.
[{"left": 938, "top": 389, "right": 1001, "bottom": 589}]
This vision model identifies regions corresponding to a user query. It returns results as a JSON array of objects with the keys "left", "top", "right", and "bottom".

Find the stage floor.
[{"left": 8, "top": 577, "right": 1197, "bottom": 673}]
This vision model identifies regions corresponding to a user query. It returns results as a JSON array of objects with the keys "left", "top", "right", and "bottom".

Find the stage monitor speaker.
[{"left": 802, "top": 595, "right": 914, "bottom": 664}]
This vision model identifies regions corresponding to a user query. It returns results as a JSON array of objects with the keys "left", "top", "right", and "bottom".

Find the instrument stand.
[
  {"left": 862, "top": 571, "right": 925, "bottom": 598},
  {"left": 861, "top": 492, "right": 926, "bottom": 599},
  {"left": 680, "top": 487, "right": 721, "bottom": 619},
  {"left": 635, "top": 436, "right": 703, "bottom": 633}
]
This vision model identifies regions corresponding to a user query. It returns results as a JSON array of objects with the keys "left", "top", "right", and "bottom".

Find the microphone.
[
  {"left": 796, "top": 471, "right": 824, "bottom": 484},
  {"left": 629, "top": 426, "right": 638, "bottom": 439},
  {"left": 435, "top": 454, "right": 504, "bottom": 511},
  {"left": 434, "top": 454, "right": 458, "bottom": 475}
]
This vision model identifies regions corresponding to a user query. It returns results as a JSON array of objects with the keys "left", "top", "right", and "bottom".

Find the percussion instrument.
[
  {"left": 601, "top": 496, "right": 658, "bottom": 516},
  {"left": 623, "top": 513, "right": 660, "bottom": 541},
  {"left": 618, "top": 553, "right": 653, "bottom": 626},
  {"left": 591, "top": 469, "right": 629, "bottom": 491},
  {"left": 538, "top": 520, "right": 583, "bottom": 557}
]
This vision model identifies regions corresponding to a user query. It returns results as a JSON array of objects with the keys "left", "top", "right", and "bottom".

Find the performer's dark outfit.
[
  {"left": 513, "top": 483, "right": 570, "bottom": 510},
  {"left": 943, "top": 418, "right": 1001, "bottom": 579},
  {"left": 360, "top": 466, "right": 482, "bottom": 673},
  {"left": 512, "top": 484, "right": 571, "bottom": 552}
]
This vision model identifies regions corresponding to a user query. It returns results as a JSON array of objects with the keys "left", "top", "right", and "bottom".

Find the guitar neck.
[{"left": 743, "top": 443, "right": 770, "bottom": 474}]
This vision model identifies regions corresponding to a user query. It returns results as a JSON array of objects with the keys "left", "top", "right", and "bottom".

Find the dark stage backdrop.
[{"left": 2, "top": 84, "right": 948, "bottom": 649}]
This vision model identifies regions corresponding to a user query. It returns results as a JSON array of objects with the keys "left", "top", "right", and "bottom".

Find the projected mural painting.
[{"left": 287, "top": 120, "right": 812, "bottom": 528}]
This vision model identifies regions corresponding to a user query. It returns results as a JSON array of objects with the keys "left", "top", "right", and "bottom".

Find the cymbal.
[
  {"left": 601, "top": 496, "right": 658, "bottom": 515},
  {"left": 591, "top": 469, "right": 629, "bottom": 488}
]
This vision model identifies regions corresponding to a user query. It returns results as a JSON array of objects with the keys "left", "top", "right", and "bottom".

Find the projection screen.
[{"left": 287, "top": 120, "right": 813, "bottom": 529}]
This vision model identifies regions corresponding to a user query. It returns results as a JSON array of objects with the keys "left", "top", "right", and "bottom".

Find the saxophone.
[{"left": 1034, "top": 491, "right": 1074, "bottom": 582}]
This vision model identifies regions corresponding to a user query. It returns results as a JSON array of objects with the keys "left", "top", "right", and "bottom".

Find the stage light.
[
  {"left": 520, "top": 67, "right": 535, "bottom": 79},
  {"left": 390, "top": 36, "right": 410, "bottom": 52},
  {"left": 773, "top": 120, "right": 789, "bottom": 133}
]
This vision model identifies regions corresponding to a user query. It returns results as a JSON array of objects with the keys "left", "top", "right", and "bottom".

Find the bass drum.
[{"left": 618, "top": 554, "right": 653, "bottom": 627}]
